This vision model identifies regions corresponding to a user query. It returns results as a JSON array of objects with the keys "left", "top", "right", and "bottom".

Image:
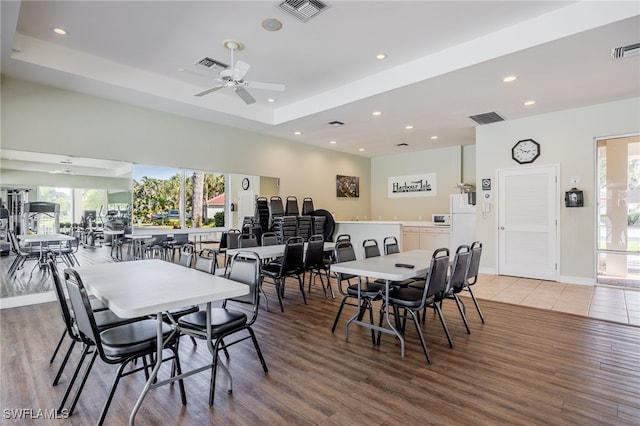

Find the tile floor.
[{"left": 462, "top": 274, "right": 640, "bottom": 326}]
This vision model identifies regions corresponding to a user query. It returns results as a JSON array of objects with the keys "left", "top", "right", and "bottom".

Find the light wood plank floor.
[{"left": 1, "top": 271, "right": 639, "bottom": 425}]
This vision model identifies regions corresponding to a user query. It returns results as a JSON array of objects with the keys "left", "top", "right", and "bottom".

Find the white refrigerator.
[{"left": 450, "top": 193, "right": 476, "bottom": 250}]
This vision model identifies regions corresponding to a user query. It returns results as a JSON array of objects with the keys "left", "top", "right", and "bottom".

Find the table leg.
[{"left": 344, "top": 278, "right": 405, "bottom": 357}]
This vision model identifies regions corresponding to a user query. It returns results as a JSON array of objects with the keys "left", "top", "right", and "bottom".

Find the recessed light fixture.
[
  {"left": 329, "top": 140, "right": 337, "bottom": 144},
  {"left": 53, "top": 27, "right": 68, "bottom": 35},
  {"left": 503, "top": 75, "right": 517, "bottom": 82},
  {"left": 376, "top": 53, "right": 387, "bottom": 60},
  {"left": 372, "top": 111, "right": 382, "bottom": 116},
  {"left": 430, "top": 135, "right": 439, "bottom": 140},
  {"left": 359, "top": 148, "right": 365, "bottom": 152},
  {"left": 405, "top": 125, "right": 414, "bottom": 130},
  {"left": 524, "top": 100, "right": 536, "bottom": 106},
  {"left": 262, "top": 18, "right": 283, "bottom": 31},
  {"left": 267, "top": 98, "right": 275, "bottom": 103},
  {"left": 294, "top": 131, "right": 302, "bottom": 135}
]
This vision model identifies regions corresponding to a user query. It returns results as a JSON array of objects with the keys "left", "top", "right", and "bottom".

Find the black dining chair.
[
  {"left": 260, "top": 236, "right": 306, "bottom": 312},
  {"left": 383, "top": 236, "right": 401, "bottom": 255},
  {"left": 304, "top": 234, "right": 331, "bottom": 298},
  {"left": 223, "top": 229, "right": 242, "bottom": 275},
  {"left": 177, "top": 242, "right": 195, "bottom": 268},
  {"left": 331, "top": 241, "right": 383, "bottom": 343},
  {"left": 238, "top": 233, "right": 258, "bottom": 248},
  {"left": 61, "top": 268, "right": 186, "bottom": 425},
  {"left": 178, "top": 252, "right": 268, "bottom": 405},
  {"left": 442, "top": 245, "right": 472, "bottom": 335},
  {"left": 261, "top": 232, "right": 279, "bottom": 246},
  {"left": 378, "top": 248, "right": 451, "bottom": 364},
  {"left": 464, "top": 241, "right": 485, "bottom": 323},
  {"left": 47, "top": 255, "right": 135, "bottom": 390}
]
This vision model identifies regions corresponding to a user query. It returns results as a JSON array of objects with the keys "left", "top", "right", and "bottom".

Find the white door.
[{"left": 498, "top": 165, "right": 558, "bottom": 280}]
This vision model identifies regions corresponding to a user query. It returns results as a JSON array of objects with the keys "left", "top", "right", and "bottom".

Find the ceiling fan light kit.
[{"left": 193, "top": 39, "right": 285, "bottom": 104}]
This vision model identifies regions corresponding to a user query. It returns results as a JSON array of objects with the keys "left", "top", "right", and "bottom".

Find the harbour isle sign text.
[{"left": 388, "top": 173, "right": 437, "bottom": 198}]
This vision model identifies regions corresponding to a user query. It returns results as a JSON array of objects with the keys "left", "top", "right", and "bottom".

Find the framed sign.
[
  {"left": 336, "top": 175, "right": 359, "bottom": 198},
  {"left": 388, "top": 173, "right": 436, "bottom": 198}
]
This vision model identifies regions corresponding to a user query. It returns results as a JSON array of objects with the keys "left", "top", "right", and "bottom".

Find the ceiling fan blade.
[
  {"left": 233, "top": 60, "right": 251, "bottom": 81},
  {"left": 194, "top": 85, "right": 225, "bottom": 97},
  {"left": 235, "top": 87, "right": 256, "bottom": 104},
  {"left": 245, "top": 81, "right": 286, "bottom": 92}
]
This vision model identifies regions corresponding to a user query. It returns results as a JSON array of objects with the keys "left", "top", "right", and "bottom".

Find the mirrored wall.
[{"left": 0, "top": 149, "right": 279, "bottom": 300}]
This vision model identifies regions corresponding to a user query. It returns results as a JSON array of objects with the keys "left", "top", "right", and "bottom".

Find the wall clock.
[
  {"left": 511, "top": 139, "right": 540, "bottom": 164},
  {"left": 242, "top": 178, "right": 250, "bottom": 190}
]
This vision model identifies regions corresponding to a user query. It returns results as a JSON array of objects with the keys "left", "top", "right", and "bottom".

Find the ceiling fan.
[{"left": 194, "top": 40, "right": 285, "bottom": 104}]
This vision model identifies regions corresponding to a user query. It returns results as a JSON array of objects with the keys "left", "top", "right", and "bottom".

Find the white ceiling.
[{"left": 1, "top": 1, "right": 639, "bottom": 158}]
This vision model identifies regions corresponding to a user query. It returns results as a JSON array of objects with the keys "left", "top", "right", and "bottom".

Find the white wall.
[
  {"left": 1, "top": 77, "right": 371, "bottom": 221},
  {"left": 476, "top": 97, "right": 640, "bottom": 284},
  {"left": 371, "top": 145, "right": 470, "bottom": 221}
]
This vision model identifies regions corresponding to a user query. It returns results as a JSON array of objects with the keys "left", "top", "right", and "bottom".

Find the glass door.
[{"left": 597, "top": 134, "right": 640, "bottom": 288}]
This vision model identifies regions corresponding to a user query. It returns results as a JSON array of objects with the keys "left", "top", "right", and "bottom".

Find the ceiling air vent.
[
  {"left": 469, "top": 111, "right": 504, "bottom": 125},
  {"left": 195, "top": 57, "right": 229, "bottom": 73},
  {"left": 611, "top": 42, "right": 640, "bottom": 59},
  {"left": 278, "top": 0, "right": 329, "bottom": 22}
]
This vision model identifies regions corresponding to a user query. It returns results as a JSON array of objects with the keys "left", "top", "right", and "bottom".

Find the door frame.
[{"left": 496, "top": 163, "right": 560, "bottom": 281}]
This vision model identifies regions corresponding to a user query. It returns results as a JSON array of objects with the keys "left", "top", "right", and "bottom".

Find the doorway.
[
  {"left": 498, "top": 165, "right": 559, "bottom": 281},
  {"left": 596, "top": 134, "right": 640, "bottom": 288}
]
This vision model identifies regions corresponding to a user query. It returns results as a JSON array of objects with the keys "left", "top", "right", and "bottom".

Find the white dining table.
[
  {"left": 19, "top": 233, "right": 75, "bottom": 273},
  {"left": 102, "top": 229, "right": 124, "bottom": 260},
  {"left": 329, "top": 249, "right": 433, "bottom": 357},
  {"left": 70, "top": 259, "right": 249, "bottom": 425}
]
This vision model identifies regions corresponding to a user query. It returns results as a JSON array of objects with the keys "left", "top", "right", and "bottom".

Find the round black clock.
[
  {"left": 512, "top": 139, "right": 540, "bottom": 164},
  {"left": 242, "top": 178, "right": 250, "bottom": 190}
]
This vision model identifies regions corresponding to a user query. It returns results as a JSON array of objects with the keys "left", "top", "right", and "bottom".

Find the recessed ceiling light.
[
  {"left": 376, "top": 53, "right": 387, "bottom": 60},
  {"left": 405, "top": 125, "right": 414, "bottom": 130},
  {"left": 430, "top": 135, "right": 439, "bottom": 140},
  {"left": 503, "top": 75, "right": 517, "bottom": 82},
  {"left": 524, "top": 100, "right": 536, "bottom": 106},
  {"left": 53, "top": 27, "right": 68, "bottom": 35},
  {"left": 372, "top": 111, "right": 382, "bottom": 116},
  {"left": 359, "top": 148, "right": 365, "bottom": 152},
  {"left": 262, "top": 18, "right": 283, "bottom": 31},
  {"left": 294, "top": 131, "right": 302, "bottom": 135},
  {"left": 329, "top": 140, "right": 337, "bottom": 144},
  {"left": 267, "top": 98, "right": 275, "bottom": 103}
]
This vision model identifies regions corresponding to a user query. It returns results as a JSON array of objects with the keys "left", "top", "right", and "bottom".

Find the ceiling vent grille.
[
  {"left": 469, "top": 111, "right": 505, "bottom": 125},
  {"left": 611, "top": 42, "right": 640, "bottom": 59},
  {"left": 195, "top": 57, "right": 229, "bottom": 73},
  {"left": 278, "top": 0, "right": 329, "bottom": 22}
]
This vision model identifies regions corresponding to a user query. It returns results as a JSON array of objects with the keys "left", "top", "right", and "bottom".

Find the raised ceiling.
[{"left": 1, "top": 1, "right": 639, "bottom": 158}]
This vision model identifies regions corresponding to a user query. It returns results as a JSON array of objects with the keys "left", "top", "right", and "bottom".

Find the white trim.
[
  {"left": 479, "top": 266, "right": 496, "bottom": 275},
  {"left": 559, "top": 275, "right": 595, "bottom": 286},
  {"left": 0, "top": 291, "right": 56, "bottom": 309}
]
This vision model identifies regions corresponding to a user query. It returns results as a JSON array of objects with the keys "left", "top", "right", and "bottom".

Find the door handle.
[{"left": 500, "top": 226, "right": 505, "bottom": 230}]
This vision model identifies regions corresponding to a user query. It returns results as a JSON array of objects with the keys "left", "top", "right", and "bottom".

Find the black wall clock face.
[
  {"left": 242, "top": 178, "right": 250, "bottom": 190},
  {"left": 512, "top": 139, "right": 540, "bottom": 164}
]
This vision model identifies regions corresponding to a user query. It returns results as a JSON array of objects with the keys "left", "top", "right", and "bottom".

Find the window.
[
  {"left": 132, "top": 165, "right": 225, "bottom": 229},
  {"left": 597, "top": 134, "right": 640, "bottom": 288}
]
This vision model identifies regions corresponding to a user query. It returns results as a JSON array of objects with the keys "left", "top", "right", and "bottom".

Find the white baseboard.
[
  {"left": 0, "top": 291, "right": 56, "bottom": 309},
  {"left": 558, "top": 275, "right": 595, "bottom": 286},
  {"left": 479, "top": 266, "right": 496, "bottom": 275}
]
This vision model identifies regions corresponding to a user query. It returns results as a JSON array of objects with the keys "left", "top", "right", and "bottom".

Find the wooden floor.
[{"left": 1, "top": 273, "right": 640, "bottom": 425}]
